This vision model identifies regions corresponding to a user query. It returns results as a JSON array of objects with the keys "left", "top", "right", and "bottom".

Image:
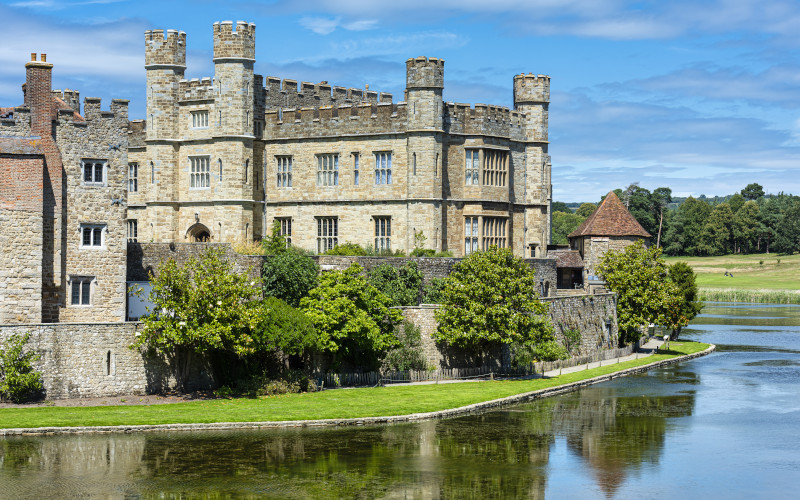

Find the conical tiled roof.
[{"left": 568, "top": 191, "right": 651, "bottom": 238}]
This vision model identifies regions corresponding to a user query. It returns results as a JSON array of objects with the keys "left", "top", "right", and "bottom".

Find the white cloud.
[{"left": 299, "top": 16, "right": 378, "bottom": 35}]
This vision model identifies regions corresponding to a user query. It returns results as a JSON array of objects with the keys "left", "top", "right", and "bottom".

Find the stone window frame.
[
  {"left": 276, "top": 156, "right": 292, "bottom": 187},
  {"left": 316, "top": 154, "right": 339, "bottom": 187},
  {"left": 82, "top": 159, "right": 107, "bottom": 186},
  {"left": 277, "top": 217, "right": 292, "bottom": 246},
  {"left": 482, "top": 216, "right": 507, "bottom": 250},
  {"left": 374, "top": 151, "right": 392, "bottom": 185},
  {"left": 374, "top": 216, "right": 391, "bottom": 251},
  {"left": 128, "top": 162, "right": 138, "bottom": 192},
  {"left": 69, "top": 275, "right": 95, "bottom": 306},
  {"left": 127, "top": 219, "right": 138, "bottom": 243},
  {"left": 464, "top": 216, "right": 479, "bottom": 255},
  {"left": 465, "top": 149, "right": 480, "bottom": 185},
  {"left": 353, "top": 153, "right": 360, "bottom": 185},
  {"left": 189, "top": 155, "right": 210, "bottom": 189},
  {"left": 191, "top": 110, "right": 209, "bottom": 129},
  {"left": 80, "top": 223, "right": 107, "bottom": 249},
  {"left": 482, "top": 149, "right": 508, "bottom": 187},
  {"left": 316, "top": 216, "right": 338, "bottom": 253}
]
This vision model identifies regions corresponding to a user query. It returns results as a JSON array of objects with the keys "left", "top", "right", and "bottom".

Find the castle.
[{"left": 128, "top": 21, "right": 552, "bottom": 257}]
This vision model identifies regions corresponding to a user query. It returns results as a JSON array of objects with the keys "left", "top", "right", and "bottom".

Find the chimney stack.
[{"left": 25, "top": 53, "right": 54, "bottom": 135}]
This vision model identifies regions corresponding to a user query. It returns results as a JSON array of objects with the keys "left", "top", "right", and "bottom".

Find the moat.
[{"left": 1, "top": 303, "right": 798, "bottom": 498}]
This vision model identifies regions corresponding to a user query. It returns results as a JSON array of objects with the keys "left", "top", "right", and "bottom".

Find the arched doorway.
[{"left": 186, "top": 223, "right": 212, "bottom": 242}]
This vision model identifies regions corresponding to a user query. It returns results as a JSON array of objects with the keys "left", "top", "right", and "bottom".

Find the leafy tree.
[
  {"left": 596, "top": 241, "right": 685, "bottom": 344},
  {"left": 651, "top": 187, "right": 672, "bottom": 248},
  {"left": 666, "top": 262, "right": 703, "bottom": 339},
  {"left": 262, "top": 219, "right": 288, "bottom": 255},
  {"left": 300, "top": 263, "right": 403, "bottom": 366},
  {"left": 774, "top": 197, "right": 800, "bottom": 254},
  {"left": 263, "top": 247, "right": 319, "bottom": 307},
  {"left": 324, "top": 243, "right": 368, "bottom": 256},
  {"left": 732, "top": 200, "right": 760, "bottom": 253},
  {"left": 741, "top": 183, "right": 765, "bottom": 201},
  {"left": 421, "top": 277, "right": 446, "bottom": 304},
  {"left": 132, "top": 249, "right": 267, "bottom": 388},
  {"left": 728, "top": 193, "right": 745, "bottom": 214},
  {"left": 434, "top": 247, "right": 554, "bottom": 352},
  {"left": 575, "top": 202, "right": 597, "bottom": 218},
  {"left": 759, "top": 195, "right": 786, "bottom": 253},
  {"left": 367, "top": 261, "right": 423, "bottom": 306},
  {"left": 551, "top": 201, "right": 572, "bottom": 214},
  {"left": 253, "top": 296, "right": 319, "bottom": 356},
  {"left": 664, "top": 196, "right": 711, "bottom": 256},
  {"left": 698, "top": 203, "right": 734, "bottom": 255},
  {"left": 381, "top": 320, "right": 427, "bottom": 371},
  {"left": 551, "top": 211, "right": 585, "bottom": 245},
  {"left": 0, "top": 332, "right": 43, "bottom": 403}
]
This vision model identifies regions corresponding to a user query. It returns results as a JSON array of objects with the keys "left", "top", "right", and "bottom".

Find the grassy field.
[
  {"left": 664, "top": 253, "right": 800, "bottom": 291},
  {"left": 0, "top": 342, "right": 708, "bottom": 430}
]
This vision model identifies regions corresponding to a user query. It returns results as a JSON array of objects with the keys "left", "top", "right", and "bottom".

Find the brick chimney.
[{"left": 25, "top": 53, "right": 53, "bottom": 135}]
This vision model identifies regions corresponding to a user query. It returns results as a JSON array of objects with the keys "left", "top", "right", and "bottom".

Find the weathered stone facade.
[
  {"left": 0, "top": 323, "right": 213, "bottom": 399},
  {"left": 0, "top": 54, "right": 129, "bottom": 323},
  {"left": 129, "top": 21, "right": 552, "bottom": 258}
]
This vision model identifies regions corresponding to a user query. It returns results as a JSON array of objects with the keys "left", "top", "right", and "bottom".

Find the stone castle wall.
[{"left": 0, "top": 323, "right": 214, "bottom": 399}]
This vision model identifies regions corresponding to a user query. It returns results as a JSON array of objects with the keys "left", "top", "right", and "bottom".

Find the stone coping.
[{"left": 0, "top": 345, "right": 715, "bottom": 437}]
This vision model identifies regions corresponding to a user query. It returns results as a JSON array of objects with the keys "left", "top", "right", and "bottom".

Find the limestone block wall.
[
  {"left": 397, "top": 293, "right": 618, "bottom": 369},
  {"left": 0, "top": 210, "right": 43, "bottom": 323},
  {"left": 581, "top": 236, "right": 646, "bottom": 278},
  {"left": 0, "top": 323, "right": 214, "bottom": 399}
]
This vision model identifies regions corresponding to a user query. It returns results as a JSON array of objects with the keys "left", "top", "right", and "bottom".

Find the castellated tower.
[
  {"left": 405, "top": 57, "right": 445, "bottom": 250},
  {"left": 213, "top": 21, "right": 255, "bottom": 137},
  {"left": 514, "top": 73, "right": 552, "bottom": 256},
  {"left": 145, "top": 29, "right": 185, "bottom": 140}
]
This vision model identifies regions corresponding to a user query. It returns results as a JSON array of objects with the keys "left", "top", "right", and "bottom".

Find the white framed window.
[
  {"left": 277, "top": 156, "right": 292, "bottom": 187},
  {"left": 190, "top": 156, "right": 210, "bottom": 189},
  {"left": 316, "top": 154, "right": 339, "bottom": 186},
  {"left": 80, "top": 224, "right": 106, "bottom": 249},
  {"left": 316, "top": 216, "right": 338, "bottom": 253},
  {"left": 375, "top": 152, "right": 392, "bottom": 185},
  {"left": 277, "top": 217, "right": 292, "bottom": 246},
  {"left": 191, "top": 110, "right": 209, "bottom": 128},
  {"left": 127, "top": 219, "right": 138, "bottom": 243},
  {"left": 82, "top": 159, "right": 106, "bottom": 186},
  {"left": 70, "top": 276, "right": 94, "bottom": 306},
  {"left": 465, "top": 150, "right": 480, "bottom": 185},
  {"left": 483, "top": 150, "right": 508, "bottom": 187},
  {"left": 353, "top": 153, "right": 360, "bottom": 185},
  {"left": 465, "top": 216, "right": 479, "bottom": 255},
  {"left": 374, "top": 216, "right": 391, "bottom": 251},
  {"left": 483, "top": 217, "right": 507, "bottom": 249},
  {"left": 128, "top": 162, "right": 138, "bottom": 192}
]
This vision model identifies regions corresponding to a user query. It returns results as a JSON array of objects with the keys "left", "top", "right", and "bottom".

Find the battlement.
[
  {"left": 264, "top": 102, "right": 408, "bottom": 139},
  {"left": 513, "top": 73, "right": 550, "bottom": 106},
  {"left": 213, "top": 21, "right": 256, "bottom": 61},
  {"left": 144, "top": 29, "right": 186, "bottom": 67},
  {"left": 52, "top": 89, "right": 81, "bottom": 113},
  {"left": 178, "top": 77, "right": 214, "bottom": 101},
  {"left": 74, "top": 97, "right": 129, "bottom": 122},
  {"left": 263, "top": 76, "right": 393, "bottom": 110},
  {"left": 406, "top": 57, "right": 445, "bottom": 89},
  {"left": 445, "top": 102, "right": 527, "bottom": 140}
]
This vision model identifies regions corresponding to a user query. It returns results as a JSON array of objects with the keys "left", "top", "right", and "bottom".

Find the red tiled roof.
[{"left": 568, "top": 191, "right": 651, "bottom": 238}]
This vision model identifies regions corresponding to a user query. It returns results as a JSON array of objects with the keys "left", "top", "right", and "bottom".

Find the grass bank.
[
  {"left": 0, "top": 342, "right": 709, "bottom": 430},
  {"left": 663, "top": 253, "right": 800, "bottom": 303}
]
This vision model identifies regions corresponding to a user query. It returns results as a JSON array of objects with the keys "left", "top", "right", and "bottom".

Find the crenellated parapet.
[
  {"left": 178, "top": 77, "right": 214, "bottom": 102},
  {"left": 513, "top": 73, "right": 550, "bottom": 106},
  {"left": 56, "top": 97, "right": 129, "bottom": 126},
  {"left": 264, "top": 102, "right": 408, "bottom": 139},
  {"left": 213, "top": 21, "right": 255, "bottom": 61},
  {"left": 0, "top": 106, "right": 32, "bottom": 136},
  {"left": 52, "top": 89, "right": 80, "bottom": 113},
  {"left": 144, "top": 29, "right": 186, "bottom": 68},
  {"left": 262, "top": 76, "right": 394, "bottom": 110},
  {"left": 444, "top": 102, "right": 527, "bottom": 141},
  {"left": 406, "top": 57, "right": 444, "bottom": 89}
]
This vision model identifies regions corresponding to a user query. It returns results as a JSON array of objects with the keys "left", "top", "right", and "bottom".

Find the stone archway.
[{"left": 186, "top": 223, "right": 212, "bottom": 242}]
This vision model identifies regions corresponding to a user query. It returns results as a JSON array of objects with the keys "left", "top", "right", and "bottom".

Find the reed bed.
[{"left": 699, "top": 288, "right": 800, "bottom": 304}]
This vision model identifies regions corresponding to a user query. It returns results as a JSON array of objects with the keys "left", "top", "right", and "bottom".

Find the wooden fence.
[{"left": 319, "top": 341, "right": 641, "bottom": 388}]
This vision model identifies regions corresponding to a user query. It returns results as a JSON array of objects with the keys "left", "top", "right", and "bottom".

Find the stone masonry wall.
[
  {"left": 0, "top": 210, "right": 43, "bottom": 323},
  {"left": 0, "top": 323, "right": 214, "bottom": 399},
  {"left": 397, "top": 293, "right": 618, "bottom": 369}
]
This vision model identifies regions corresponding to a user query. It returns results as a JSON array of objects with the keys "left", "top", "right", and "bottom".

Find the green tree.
[
  {"left": 381, "top": 320, "right": 427, "bottom": 371},
  {"left": 300, "top": 263, "right": 403, "bottom": 366},
  {"left": 262, "top": 220, "right": 288, "bottom": 255},
  {"left": 664, "top": 196, "right": 712, "bottom": 256},
  {"left": 732, "top": 200, "right": 760, "bottom": 253},
  {"left": 262, "top": 247, "right": 319, "bottom": 307},
  {"left": 0, "top": 332, "right": 43, "bottom": 403},
  {"left": 253, "top": 296, "right": 318, "bottom": 356},
  {"left": 666, "top": 262, "right": 703, "bottom": 339},
  {"left": 575, "top": 202, "right": 597, "bottom": 217},
  {"left": 728, "top": 193, "right": 745, "bottom": 214},
  {"left": 367, "top": 261, "right": 423, "bottom": 306},
  {"left": 596, "top": 241, "right": 684, "bottom": 344},
  {"left": 551, "top": 211, "right": 585, "bottom": 245},
  {"left": 774, "top": 197, "right": 800, "bottom": 254},
  {"left": 132, "top": 249, "right": 267, "bottom": 388},
  {"left": 433, "top": 247, "right": 554, "bottom": 352},
  {"left": 651, "top": 187, "right": 672, "bottom": 248},
  {"left": 741, "top": 183, "right": 765, "bottom": 201},
  {"left": 551, "top": 201, "right": 572, "bottom": 214},
  {"left": 698, "top": 203, "right": 734, "bottom": 255}
]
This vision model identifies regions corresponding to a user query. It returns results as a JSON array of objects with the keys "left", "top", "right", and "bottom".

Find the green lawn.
[
  {"left": 664, "top": 253, "right": 800, "bottom": 290},
  {"left": 0, "top": 342, "right": 709, "bottom": 430}
]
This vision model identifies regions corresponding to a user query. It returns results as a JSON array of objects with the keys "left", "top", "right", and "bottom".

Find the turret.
[
  {"left": 213, "top": 21, "right": 256, "bottom": 136},
  {"left": 513, "top": 73, "right": 549, "bottom": 142},
  {"left": 144, "top": 29, "right": 186, "bottom": 140},
  {"left": 405, "top": 57, "right": 444, "bottom": 130}
]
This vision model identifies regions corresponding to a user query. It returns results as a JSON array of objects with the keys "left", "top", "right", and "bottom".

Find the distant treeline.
[{"left": 552, "top": 183, "right": 800, "bottom": 256}]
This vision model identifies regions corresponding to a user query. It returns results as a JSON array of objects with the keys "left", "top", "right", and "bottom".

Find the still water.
[{"left": 1, "top": 303, "right": 799, "bottom": 499}]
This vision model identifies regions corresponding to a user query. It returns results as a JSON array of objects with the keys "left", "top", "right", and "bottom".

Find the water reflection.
[{"left": 1, "top": 303, "right": 798, "bottom": 498}]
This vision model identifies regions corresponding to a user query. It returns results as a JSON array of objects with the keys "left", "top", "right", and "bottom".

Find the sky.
[{"left": 1, "top": 0, "right": 799, "bottom": 203}]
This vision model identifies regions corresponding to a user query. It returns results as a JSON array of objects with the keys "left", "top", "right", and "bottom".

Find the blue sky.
[{"left": 1, "top": 0, "right": 799, "bottom": 202}]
